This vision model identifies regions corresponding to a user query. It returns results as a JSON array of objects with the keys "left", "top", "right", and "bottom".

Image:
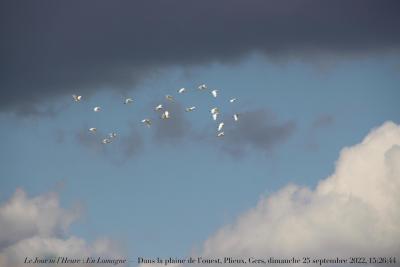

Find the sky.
[{"left": 0, "top": 1, "right": 400, "bottom": 267}]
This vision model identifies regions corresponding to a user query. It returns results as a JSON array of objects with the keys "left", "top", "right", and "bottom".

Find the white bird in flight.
[
  {"left": 93, "top": 106, "right": 101, "bottom": 112},
  {"left": 88, "top": 127, "right": 97, "bottom": 133},
  {"left": 142, "top": 119, "right": 152, "bottom": 127},
  {"left": 165, "top": 95, "right": 174, "bottom": 101},
  {"left": 161, "top": 110, "right": 170, "bottom": 119},
  {"left": 211, "top": 107, "right": 219, "bottom": 121},
  {"left": 218, "top": 122, "right": 224, "bottom": 132},
  {"left": 72, "top": 94, "right": 82, "bottom": 102},
  {"left": 198, "top": 84, "right": 207, "bottom": 90},
  {"left": 211, "top": 90, "right": 218, "bottom": 98},
  {"left": 102, "top": 138, "right": 111, "bottom": 144},
  {"left": 155, "top": 104, "right": 163, "bottom": 111},
  {"left": 186, "top": 106, "right": 196, "bottom": 112},
  {"left": 211, "top": 107, "right": 219, "bottom": 114},
  {"left": 177, "top": 88, "right": 186, "bottom": 94},
  {"left": 124, "top": 98, "right": 133, "bottom": 104},
  {"left": 229, "top": 98, "right": 237, "bottom": 103},
  {"left": 217, "top": 132, "right": 225, "bottom": 137},
  {"left": 233, "top": 113, "right": 239, "bottom": 121},
  {"left": 109, "top": 132, "right": 117, "bottom": 138}
]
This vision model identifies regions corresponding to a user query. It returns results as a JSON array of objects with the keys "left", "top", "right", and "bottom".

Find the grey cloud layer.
[
  {"left": 217, "top": 110, "right": 296, "bottom": 157},
  {"left": 152, "top": 102, "right": 193, "bottom": 144},
  {"left": 73, "top": 107, "right": 295, "bottom": 159},
  {"left": 1, "top": 0, "right": 400, "bottom": 113}
]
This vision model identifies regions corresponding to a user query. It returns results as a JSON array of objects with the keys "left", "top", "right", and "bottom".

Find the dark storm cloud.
[
  {"left": 216, "top": 109, "right": 296, "bottom": 157},
  {"left": 1, "top": 0, "right": 400, "bottom": 114}
]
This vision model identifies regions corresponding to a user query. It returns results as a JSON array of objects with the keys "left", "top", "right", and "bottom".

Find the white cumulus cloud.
[
  {"left": 0, "top": 189, "right": 127, "bottom": 267},
  {"left": 137, "top": 122, "right": 400, "bottom": 266},
  {"left": 194, "top": 121, "right": 400, "bottom": 266}
]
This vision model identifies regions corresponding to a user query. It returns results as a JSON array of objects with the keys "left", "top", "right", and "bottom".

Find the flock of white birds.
[{"left": 72, "top": 84, "right": 240, "bottom": 144}]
